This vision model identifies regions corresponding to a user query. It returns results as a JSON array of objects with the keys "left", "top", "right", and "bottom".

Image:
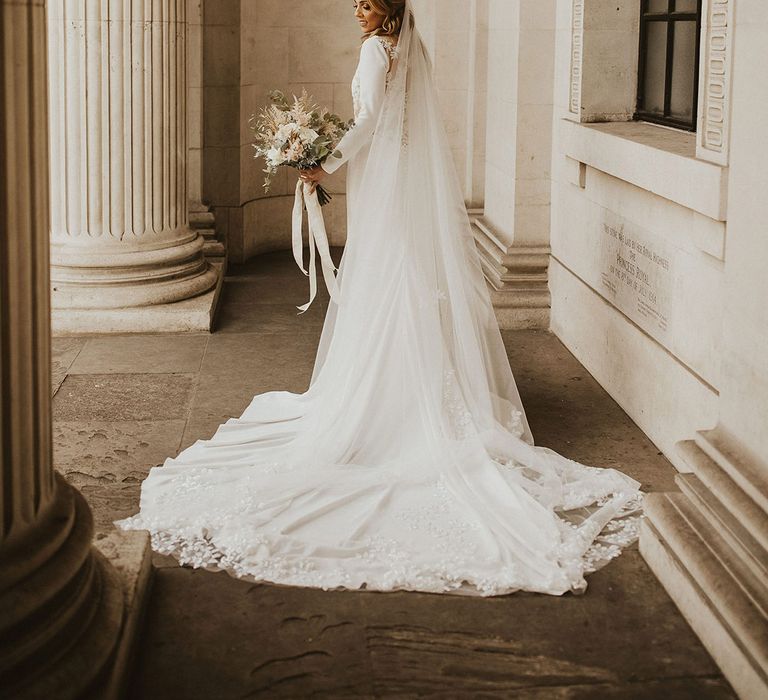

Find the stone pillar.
[
  {"left": 47, "top": 0, "right": 221, "bottom": 333},
  {"left": 472, "top": 0, "right": 557, "bottom": 329},
  {"left": 0, "top": 1, "right": 124, "bottom": 696},
  {"left": 640, "top": 2, "right": 768, "bottom": 697},
  {"left": 188, "top": 0, "right": 205, "bottom": 213},
  {"left": 413, "top": 0, "right": 488, "bottom": 209},
  {"left": 187, "top": 0, "right": 225, "bottom": 260}
]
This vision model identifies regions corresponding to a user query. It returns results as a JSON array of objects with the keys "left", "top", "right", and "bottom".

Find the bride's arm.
[{"left": 321, "top": 38, "right": 390, "bottom": 175}]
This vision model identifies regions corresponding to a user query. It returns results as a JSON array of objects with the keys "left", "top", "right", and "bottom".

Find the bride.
[{"left": 118, "top": 0, "right": 642, "bottom": 596}]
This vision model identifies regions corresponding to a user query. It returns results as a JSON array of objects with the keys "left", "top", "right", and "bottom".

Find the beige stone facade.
[
  {"left": 549, "top": 2, "right": 767, "bottom": 697},
  {"left": 1, "top": 0, "right": 765, "bottom": 696}
]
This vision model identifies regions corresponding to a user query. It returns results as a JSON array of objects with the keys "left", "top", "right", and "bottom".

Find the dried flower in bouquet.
[{"left": 249, "top": 90, "right": 352, "bottom": 206}]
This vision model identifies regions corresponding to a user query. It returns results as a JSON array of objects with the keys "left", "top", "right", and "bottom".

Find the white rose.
[
  {"left": 276, "top": 123, "right": 298, "bottom": 143},
  {"left": 298, "top": 127, "right": 319, "bottom": 146}
]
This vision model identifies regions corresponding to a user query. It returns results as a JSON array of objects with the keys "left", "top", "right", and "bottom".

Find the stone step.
[
  {"left": 694, "top": 431, "right": 768, "bottom": 517},
  {"left": 673, "top": 477, "right": 768, "bottom": 618},
  {"left": 677, "top": 444, "right": 768, "bottom": 582},
  {"left": 681, "top": 438, "right": 768, "bottom": 556},
  {"left": 641, "top": 493, "right": 768, "bottom": 699}
]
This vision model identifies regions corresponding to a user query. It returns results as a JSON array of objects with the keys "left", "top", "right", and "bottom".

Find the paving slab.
[
  {"left": 51, "top": 336, "right": 86, "bottom": 394},
  {"left": 53, "top": 373, "right": 197, "bottom": 422},
  {"left": 489, "top": 678, "right": 733, "bottom": 699},
  {"left": 215, "top": 298, "right": 328, "bottom": 335},
  {"left": 222, "top": 274, "right": 330, "bottom": 305},
  {"left": 356, "top": 550, "right": 722, "bottom": 685},
  {"left": 181, "top": 338, "right": 316, "bottom": 448},
  {"left": 200, "top": 331, "right": 318, "bottom": 384},
  {"left": 503, "top": 330, "right": 678, "bottom": 494},
  {"left": 54, "top": 418, "right": 185, "bottom": 530},
  {"left": 54, "top": 419, "right": 186, "bottom": 482},
  {"left": 128, "top": 551, "right": 732, "bottom": 699},
  {"left": 68, "top": 334, "right": 209, "bottom": 375},
  {"left": 227, "top": 248, "right": 344, "bottom": 280},
  {"left": 129, "top": 570, "right": 374, "bottom": 700}
]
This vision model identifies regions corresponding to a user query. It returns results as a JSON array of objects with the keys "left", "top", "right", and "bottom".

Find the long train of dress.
[
  {"left": 116, "top": 378, "right": 642, "bottom": 596},
  {"left": 117, "top": 28, "right": 643, "bottom": 597}
]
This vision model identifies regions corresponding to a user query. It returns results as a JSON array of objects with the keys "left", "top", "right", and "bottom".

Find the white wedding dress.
[{"left": 118, "top": 2, "right": 642, "bottom": 597}]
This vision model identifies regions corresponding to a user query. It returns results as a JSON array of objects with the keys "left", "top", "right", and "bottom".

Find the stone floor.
[{"left": 52, "top": 250, "right": 734, "bottom": 699}]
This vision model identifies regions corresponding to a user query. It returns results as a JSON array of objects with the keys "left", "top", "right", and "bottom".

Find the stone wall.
[
  {"left": 203, "top": 0, "right": 359, "bottom": 262},
  {"left": 549, "top": 0, "right": 725, "bottom": 470}
]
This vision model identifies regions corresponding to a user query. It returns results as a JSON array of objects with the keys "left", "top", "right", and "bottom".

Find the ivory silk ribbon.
[{"left": 291, "top": 179, "right": 341, "bottom": 313}]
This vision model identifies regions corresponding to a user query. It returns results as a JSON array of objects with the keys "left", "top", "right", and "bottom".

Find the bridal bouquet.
[
  {"left": 249, "top": 89, "right": 348, "bottom": 313},
  {"left": 250, "top": 89, "right": 352, "bottom": 206}
]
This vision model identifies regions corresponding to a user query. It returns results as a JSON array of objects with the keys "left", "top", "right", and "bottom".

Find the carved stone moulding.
[{"left": 50, "top": 231, "right": 218, "bottom": 309}]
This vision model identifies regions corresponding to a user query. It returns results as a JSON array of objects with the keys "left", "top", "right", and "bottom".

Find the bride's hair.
[{"left": 362, "top": 0, "right": 408, "bottom": 38}]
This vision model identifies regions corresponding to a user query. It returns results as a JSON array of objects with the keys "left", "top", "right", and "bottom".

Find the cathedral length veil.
[{"left": 117, "top": 1, "right": 642, "bottom": 596}]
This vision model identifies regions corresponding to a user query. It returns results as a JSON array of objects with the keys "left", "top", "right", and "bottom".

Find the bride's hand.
[{"left": 299, "top": 166, "right": 326, "bottom": 194}]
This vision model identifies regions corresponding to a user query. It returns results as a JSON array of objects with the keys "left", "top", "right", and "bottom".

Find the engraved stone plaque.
[{"left": 599, "top": 213, "right": 674, "bottom": 340}]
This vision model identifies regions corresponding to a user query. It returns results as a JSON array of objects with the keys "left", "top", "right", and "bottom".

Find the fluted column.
[
  {"left": 187, "top": 0, "right": 205, "bottom": 212},
  {"left": 0, "top": 1, "right": 124, "bottom": 697},
  {"left": 47, "top": 0, "right": 218, "bottom": 311}
]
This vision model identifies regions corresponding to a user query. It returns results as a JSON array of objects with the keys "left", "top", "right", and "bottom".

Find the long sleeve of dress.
[{"left": 322, "top": 38, "right": 390, "bottom": 175}]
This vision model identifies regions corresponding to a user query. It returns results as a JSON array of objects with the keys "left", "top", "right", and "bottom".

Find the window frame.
[{"left": 635, "top": 0, "right": 703, "bottom": 132}]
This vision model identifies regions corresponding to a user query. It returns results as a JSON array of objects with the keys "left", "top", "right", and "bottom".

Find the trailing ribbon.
[{"left": 292, "top": 179, "right": 341, "bottom": 313}]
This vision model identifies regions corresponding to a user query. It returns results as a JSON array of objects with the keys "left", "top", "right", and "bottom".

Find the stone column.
[
  {"left": 640, "top": 2, "right": 768, "bottom": 697},
  {"left": 188, "top": 0, "right": 205, "bottom": 213},
  {"left": 414, "top": 0, "right": 488, "bottom": 209},
  {"left": 472, "top": 0, "right": 557, "bottom": 329},
  {"left": 47, "top": 0, "right": 220, "bottom": 332},
  {"left": 187, "top": 0, "right": 225, "bottom": 259},
  {"left": 0, "top": 1, "right": 124, "bottom": 696}
]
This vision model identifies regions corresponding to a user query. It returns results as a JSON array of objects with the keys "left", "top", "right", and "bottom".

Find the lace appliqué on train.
[{"left": 121, "top": 480, "right": 643, "bottom": 597}]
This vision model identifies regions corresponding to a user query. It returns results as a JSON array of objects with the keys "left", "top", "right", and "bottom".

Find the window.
[{"left": 636, "top": 0, "right": 702, "bottom": 131}]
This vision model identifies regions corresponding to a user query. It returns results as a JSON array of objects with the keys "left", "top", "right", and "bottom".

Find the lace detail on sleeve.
[
  {"left": 375, "top": 36, "right": 400, "bottom": 65},
  {"left": 352, "top": 73, "right": 362, "bottom": 118}
]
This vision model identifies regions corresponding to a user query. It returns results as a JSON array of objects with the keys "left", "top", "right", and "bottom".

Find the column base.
[
  {"left": 640, "top": 431, "right": 768, "bottom": 699},
  {"left": 0, "top": 476, "right": 124, "bottom": 699},
  {"left": 190, "top": 207, "right": 227, "bottom": 261},
  {"left": 92, "top": 530, "right": 153, "bottom": 700},
  {"left": 51, "top": 232, "right": 219, "bottom": 310},
  {"left": 470, "top": 214, "right": 551, "bottom": 330},
  {"left": 52, "top": 261, "right": 224, "bottom": 335}
]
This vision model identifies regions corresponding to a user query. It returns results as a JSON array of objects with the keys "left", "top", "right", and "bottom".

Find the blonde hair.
[{"left": 361, "top": 0, "right": 408, "bottom": 39}]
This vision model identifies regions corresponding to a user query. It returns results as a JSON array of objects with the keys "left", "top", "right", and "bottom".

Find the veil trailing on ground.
[{"left": 117, "top": 0, "right": 642, "bottom": 596}]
